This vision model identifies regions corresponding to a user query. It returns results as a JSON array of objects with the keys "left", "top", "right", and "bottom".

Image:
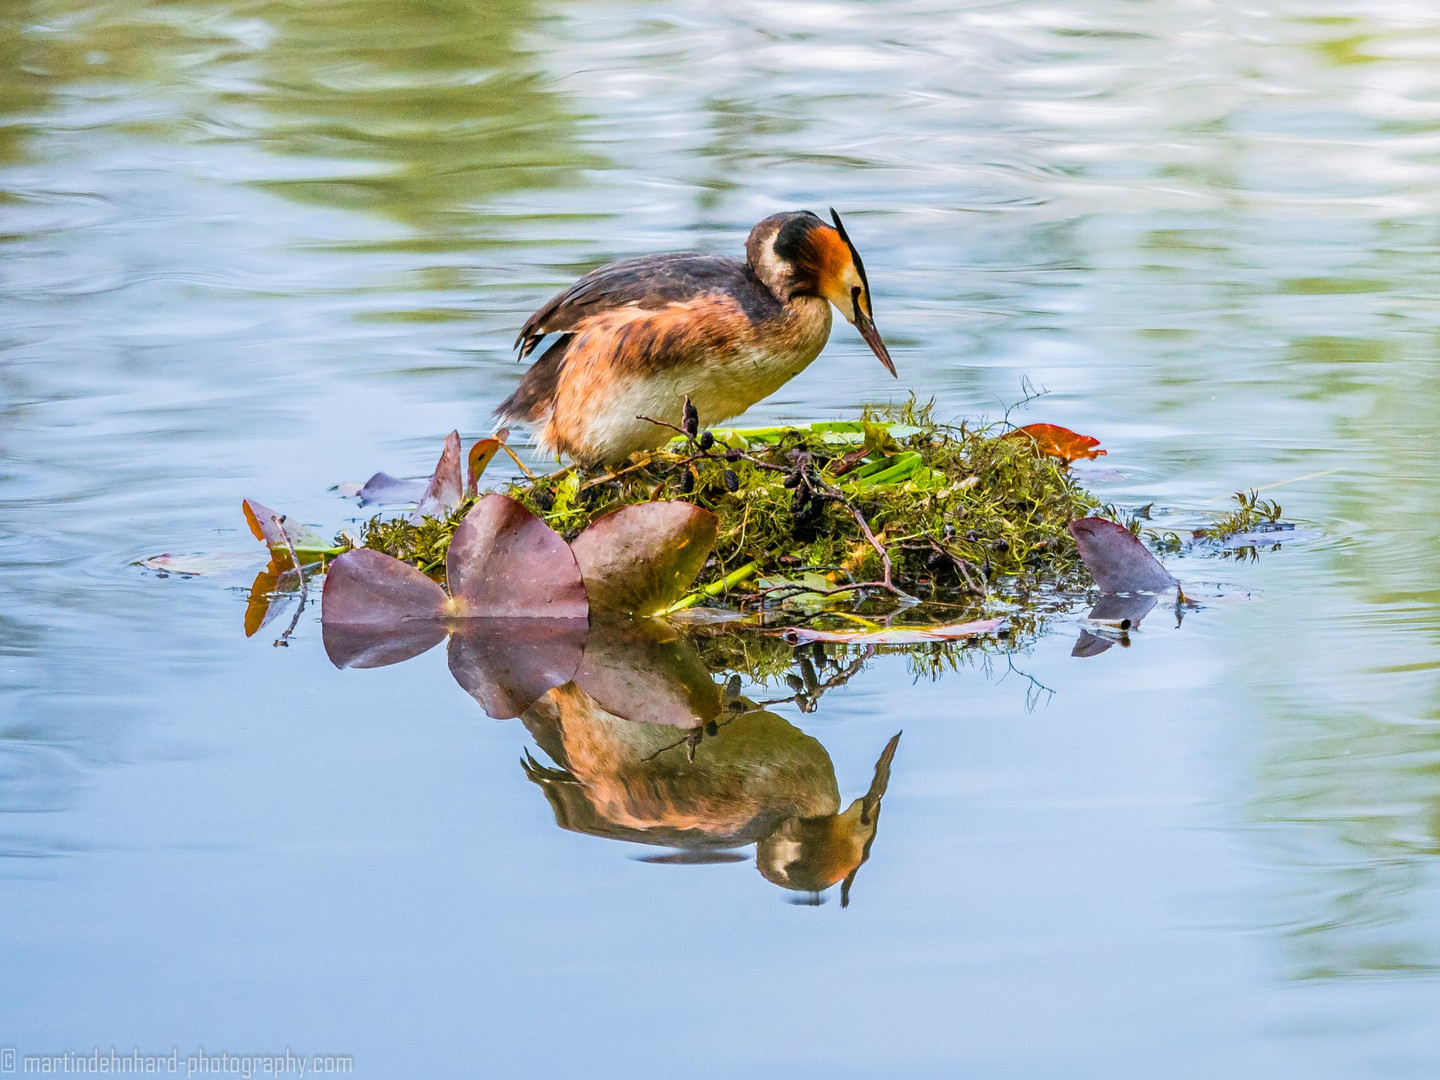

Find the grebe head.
[{"left": 745, "top": 208, "right": 896, "bottom": 376}]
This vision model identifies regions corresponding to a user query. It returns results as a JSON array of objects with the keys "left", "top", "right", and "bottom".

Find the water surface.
[{"left": 4, "top": 0, "right": 1440, "bottom": 1076}]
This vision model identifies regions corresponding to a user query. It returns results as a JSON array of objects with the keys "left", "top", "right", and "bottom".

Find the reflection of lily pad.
[
  {"left": 448, "top": 619, "right": 587, "bottom": 720},
  {"left": 1083, "top": 592, "right": 1160, "bottom": 630},
  {"left": 1070, "top": 592, "right": 1163, "bottom": 659},
  {"left": 324, "top": 620, "right": 448, "bottom": 670},
  {"left": 574, "top": 619, "right": 722, "bottom": 729}
]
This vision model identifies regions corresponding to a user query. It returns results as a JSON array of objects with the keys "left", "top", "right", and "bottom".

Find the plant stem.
[{"left": 662, "top": 561, "right": 760, "bottom": 614}]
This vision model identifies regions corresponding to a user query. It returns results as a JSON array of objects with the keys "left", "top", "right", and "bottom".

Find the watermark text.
[{"left": 3, "top": 1048, "right": 351, "bottom": 1077}]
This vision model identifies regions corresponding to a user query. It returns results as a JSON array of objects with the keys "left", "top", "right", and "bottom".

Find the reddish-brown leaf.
[{"left": 1006, "top": 423, "right": 1107, "bottom": 464}]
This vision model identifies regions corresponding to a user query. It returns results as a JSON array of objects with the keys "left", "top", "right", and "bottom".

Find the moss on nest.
[{"left": 360, "top": 402, "right": 1099, "bottom": 610}]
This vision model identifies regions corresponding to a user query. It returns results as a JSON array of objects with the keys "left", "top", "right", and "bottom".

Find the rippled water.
[{"left": 5, "top": 0, "right": 1440, "bottom": 1075}]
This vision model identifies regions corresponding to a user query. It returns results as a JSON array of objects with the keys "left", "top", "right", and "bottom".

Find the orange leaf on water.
[{"left": 1005, "top": 423, "right": 1107, "bottom": 464}]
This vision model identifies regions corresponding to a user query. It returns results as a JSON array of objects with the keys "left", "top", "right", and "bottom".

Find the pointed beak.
[{"left": 856, "top": 311, "right": 896, "bottom": 377}]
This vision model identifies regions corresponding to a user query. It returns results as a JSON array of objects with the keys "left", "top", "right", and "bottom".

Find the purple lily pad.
[
  {"left": 321, "top": 548, "right": 448, "bottom": 627},
  {"left": 446, "top": 494, "right": 587, "bottom": 620},
  {"left": 570, "top": 502, "right": 719, "bottom": 616},
  {"left": 1068, "top": 517, "right": 1178, "bottom": 594},
  {"left": 347, "top": 473, "right": 429, "bottom": 507},
  {"left": 411, "top": 429, "right": 464, "bottom": 524}
]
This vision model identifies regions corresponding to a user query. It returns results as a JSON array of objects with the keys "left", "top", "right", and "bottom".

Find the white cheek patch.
[{"left": 752, "top": 234, "right": 787, "bottom": 292}]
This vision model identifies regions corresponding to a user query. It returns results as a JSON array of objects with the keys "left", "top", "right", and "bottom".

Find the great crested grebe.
[{"left": 496, "top": 209, "right": 895, "bottom": 467}]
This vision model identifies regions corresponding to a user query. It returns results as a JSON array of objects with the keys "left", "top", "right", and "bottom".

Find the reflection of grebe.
[
  {"left": 522, "top": 681, "right": 900, "bottom": 904},
  {"left": 756, "top": 732, "right": 899, "bottom": 907}
]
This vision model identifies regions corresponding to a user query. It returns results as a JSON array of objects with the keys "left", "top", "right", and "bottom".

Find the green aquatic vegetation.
[
  {"left": 1197, "top": 489, "right": 1283, "bottom": 540},
  {"left": 360, "top": 504, "right": 473, "bottom": 577},
  {"left": 360, "top": 402, "right": 1100, "bottom": 608}
]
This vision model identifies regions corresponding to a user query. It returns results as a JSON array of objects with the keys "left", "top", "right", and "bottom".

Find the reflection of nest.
[{"left": 523, "top": 682, "right": 899, "bottom": 904}]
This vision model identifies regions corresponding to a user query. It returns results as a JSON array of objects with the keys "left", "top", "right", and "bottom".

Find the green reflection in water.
[
  {"left": 236, "top": 0, "right": 600, "bottom": 231},
  {"left": 0, "top": 0, "right": 598, "bottom": 235},
  {"left": 1250, "top": 322, "right": 1440, "bottom": 981}
]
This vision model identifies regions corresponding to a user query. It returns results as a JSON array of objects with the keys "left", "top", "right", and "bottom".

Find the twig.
[
  {"left": 805, "top": 471, "right": 911, "bottom": 600},
  {"left": 635, "top": 413, "right": 691, "bottom": 440},
  {"left": 1000, "top": 376, "right": 1050, "bottom": 427},
  {"left": 757, "top": 652, "right": 869, "bottom": 709},
  {"left": 580, "top": 454, "right": 653, "bottom": 492},
  {"left": 639, "top": 715, "right": 740, "bottom": 764},
  {"left": 633, "top": 415, "right": 789, "bottom": 474},
  {"left": 496, "top": 441, "right": 538, "bottom": 481},
  {"left": 1002, "top": 655, "right": 1055, "bottom": 712},
  {"left": 271, "top": 514, "right": 308, "bottom": 647}
]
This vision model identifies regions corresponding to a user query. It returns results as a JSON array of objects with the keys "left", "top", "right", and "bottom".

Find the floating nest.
[{"left": 361, "top": 402, "right": 1100, "bottom": 615}]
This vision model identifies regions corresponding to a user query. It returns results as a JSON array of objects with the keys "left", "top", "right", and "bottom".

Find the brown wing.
[
  {"left": 513, "top": 253, "right": 778, "bottom": 359},
  {"left": 496, "top": 294, "right": 753, "bottom": 429}
]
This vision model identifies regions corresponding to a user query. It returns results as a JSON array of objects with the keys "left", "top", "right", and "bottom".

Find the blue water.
[{"left": 4, "top": 0, "right": 1440, "bottom": 1075}]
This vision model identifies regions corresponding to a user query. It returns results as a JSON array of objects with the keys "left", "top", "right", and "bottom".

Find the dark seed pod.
[
  {"left": 943, "top": 523, "right": 955, "bottom": 539},
  {"left": 722, "top": 468, "right": 740, "bottom": 492},
  {"left": 705, "top": 721, "right": 719, "bottom": 737},
  {"left": 785, "top": 673, "right": 805, "bottom": 692},
  {"left": 783, "top": 469, "right": 803, "bottom": 489},
  {"left": 697, "top": 430, "right": 715, "bottom": 451},
  {"left": 682, "top": 398, "right": 699, "bottom": 437},
  {"left": 680, "top": 469, "right": 695, "bottom": 494},
  {"left": 993, "top": 538, "right": 1010, "bottom": 553},
  {"left": 926, "top": 549, "right": 945, "bottom": 569},
  {"left": 966, "top": 529, "right": 979, "bottom": 542},
  {"left": 533, "top": 487, "right": 555, "bottom": 511}
]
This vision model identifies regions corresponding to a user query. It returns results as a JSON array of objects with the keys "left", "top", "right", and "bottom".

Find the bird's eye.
[{"left": 851, "top": 284, "right": 863, "bottom": 319}]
